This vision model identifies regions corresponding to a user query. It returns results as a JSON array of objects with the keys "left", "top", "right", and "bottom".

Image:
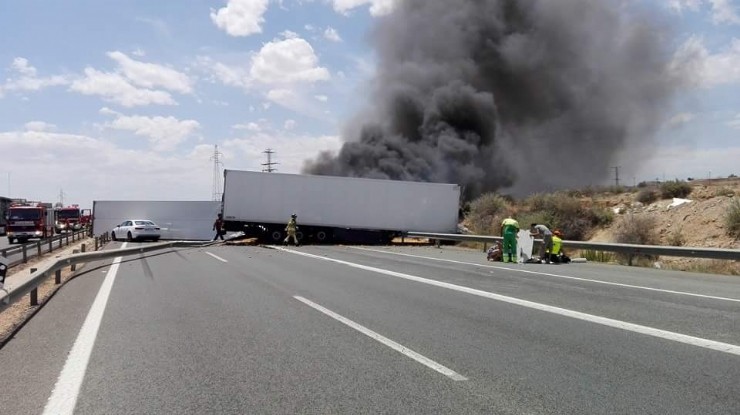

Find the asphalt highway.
[{"left": 0, "top": 243, "right": 738, "bottom": 414}]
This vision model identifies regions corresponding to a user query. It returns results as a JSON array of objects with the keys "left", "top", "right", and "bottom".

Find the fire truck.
[
  {"left": 5, "top": 202, "right": 55, "bottom": 244},
  {"left": 0, "top": 196, "right": 12, "bottom": 236},
  {"left": 54, "top": 204, "right": 83, "bottom": 233},
  {"left": 80, "top": 208, "right": 93, "bottom": 229}
]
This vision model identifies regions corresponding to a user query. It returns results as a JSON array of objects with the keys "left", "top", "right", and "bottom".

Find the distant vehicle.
[
  {"left": 0, "top": 196, "right": 12, "bottom": 236},
  {"left": 54, "top": 205, "right": 83, "bottom": 233},
  {"left": 221, "top": 169, "right": 461, "bottom": 244},
  {"left": 111, "top": 219, "right": 161, "bottom": 242},
  {"left": 80, "top": 208, "right": 93, "bottom": 229},
  {"left": 6, "top": 202, "right": 55, "bottom": 244}
]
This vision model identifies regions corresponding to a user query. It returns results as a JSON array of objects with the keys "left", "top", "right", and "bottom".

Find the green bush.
[
  {"left": 466, "top": 193, "right": 509, "bottom": 234},
  {"left": 660, "top": 180, "right": 692, "bottom": 199},
  {"left": 714, "top": 187, "right": 736, "bottom": 197},
  {"left": 614, "top": 214, "right": 660, "bottom": 264},
  {"left": 522, "top": 192, "right": 613, "bottom": 240},
  {"left": 583, "top": 250, "right": 616, "bottom": 263},
  {"left": 636, "top": 188, "right": 658, "bottom": 204},
  {"left": 725, "top": 198, "right": 740, "bottom": 238}
]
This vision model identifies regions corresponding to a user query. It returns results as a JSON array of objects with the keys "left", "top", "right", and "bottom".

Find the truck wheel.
[
  {"left": 296, "top": 231, "right": 304, "bottom": 241},
  {"left": 111, "top": 232, "right": 117, "bottom": 241},
  {"left": 316, "top": 230, "right": 328, "bottom": 243},
  {"left": 127, "top": 232, "right": 133, "bottom": 242},
  {"left": 270, "top": 230, "right": 283, "bottom": 244},
  {"left": 7, "top": 237, "right": 14, "bottom": 244}
]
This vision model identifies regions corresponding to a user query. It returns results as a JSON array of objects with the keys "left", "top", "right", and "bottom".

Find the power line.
[
  {"left": 210, "top": 145, "right": 224, "bottom": 201},
  {"left": 262, "top": 148, "right": 278, "bottom": 173},
  {"left": 612, "top": 166, "right": 621, "bottom": 188}
]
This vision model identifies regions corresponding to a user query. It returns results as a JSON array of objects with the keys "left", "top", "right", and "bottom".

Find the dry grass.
[{"left": 1, "top": 238, "right": 94, "bottom": 344}]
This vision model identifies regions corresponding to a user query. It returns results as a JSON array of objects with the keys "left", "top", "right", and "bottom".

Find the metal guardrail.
[
  {"left": 0, "top": 229, "right": 91, "bottom": 268},
  {"left": 0, "top": 238, "right": 214, "bottom": 314},
  {"left": 406, "top": 232, "right": 740, "bottom": 261}
]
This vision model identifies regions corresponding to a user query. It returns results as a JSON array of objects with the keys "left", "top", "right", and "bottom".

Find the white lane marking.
[
  {"left": 205, "top": 252, "right": 228, "bottom": 263},
  {"left": 274, "top": 247, "right": 740, "bottom": 357},
  {"left": 294, "top": 295, "right": 467, "bottom": 381},
  {"left": 350, "top": 247, "right": 740, "bottom": 304},
  {"left": 44, "top": 243, "right": 128, "bottom": 415}
]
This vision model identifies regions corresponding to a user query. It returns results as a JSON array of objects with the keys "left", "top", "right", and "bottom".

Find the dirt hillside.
[{"left": 588, "top": 177, "right": 739, "bottom": 273}]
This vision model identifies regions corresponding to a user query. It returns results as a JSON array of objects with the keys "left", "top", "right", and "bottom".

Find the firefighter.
[
  {"left": 500, "top": 216, "right": 520, "bottom": 263},
  {"left": 283, "top": 214, "right": 299, "bottom": 246},
  {"left": 212, "top": 213, "right": 225, "bottom": 241}
]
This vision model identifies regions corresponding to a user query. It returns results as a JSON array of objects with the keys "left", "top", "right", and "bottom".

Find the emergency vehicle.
[
  {"left": 5, "top": 202, "right": 55, "bottom": 244},
  {"left": 54, "top": 204, "right": 83, "bottom": 233}
]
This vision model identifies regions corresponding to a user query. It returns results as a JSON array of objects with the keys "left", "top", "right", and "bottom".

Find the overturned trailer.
[
  {"left": 92, "top": 201, "right": 221, "bottom": 241},
  {"left": 222, "top": 169, "right": 461, "bottom": 244}
]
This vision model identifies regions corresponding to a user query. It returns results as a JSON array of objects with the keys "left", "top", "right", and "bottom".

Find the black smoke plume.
[{"left": 304, "top": 0, "right": 682, "bottom": 199}]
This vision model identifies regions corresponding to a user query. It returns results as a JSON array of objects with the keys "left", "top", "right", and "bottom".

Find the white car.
[{"left": 111, "top": 219, "right": 161, "bottom": 242}]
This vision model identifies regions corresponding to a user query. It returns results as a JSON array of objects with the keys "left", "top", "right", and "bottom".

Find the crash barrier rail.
[
  {"left": 406, "top": 232, "right": 740, "bottom": 263},
  {"left": 0, "top": 229, "right": 94, "bottom": 269},
  {"left": 0, "top": 239, "right": 211, "bottom": 314}
]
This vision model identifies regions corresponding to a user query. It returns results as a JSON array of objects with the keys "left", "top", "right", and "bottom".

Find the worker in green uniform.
[{"left": 500, "top": 216, "right": 520, "bottom": 263}]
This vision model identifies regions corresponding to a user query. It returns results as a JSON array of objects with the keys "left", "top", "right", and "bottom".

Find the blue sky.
[{"left": 0, "top": 0, "right": 738, "bottom": 208}]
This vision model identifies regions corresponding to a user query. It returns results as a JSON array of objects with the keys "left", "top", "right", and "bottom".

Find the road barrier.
[
  {"left": 406, "top": 232, "right": 740, "bottom": 262},
  {"left": 0, "top": 229, "right": 91, "bottom": 269},
  {"left": 0, "top": 238, "right": 216, "bottom": 314}
]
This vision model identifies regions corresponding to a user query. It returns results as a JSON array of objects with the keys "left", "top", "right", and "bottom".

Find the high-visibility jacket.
[
  {"left": 551, "top": 235, "right": 562, "bottom": 254},
  {"left": 286, "top": 218, "right": 297, "bottom": 232},
  {"left": 501, "top": 218, "right": 519, "bottom": 234}
]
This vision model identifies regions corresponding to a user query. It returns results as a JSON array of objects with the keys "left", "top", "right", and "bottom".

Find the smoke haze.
[{"left": 304, "top": 0, "right": 683, "bottom": 199}]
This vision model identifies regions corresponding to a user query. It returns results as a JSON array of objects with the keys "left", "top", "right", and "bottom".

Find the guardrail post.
[
  {"left": 48, "top": 237, "right": 53, "bottom": 253},
  {"left": 30, "top": 267, "right": 38, "bottom": 306},
  {"left": 58, "top": 236, "right": 62, "bottom": 249},
  {"left": 22, "top": 243, "right": 28, "bottom": 263},
  {"left": 37, "top": 240, "right": 42, "bottom": 257},
  {"left": 95, "top": 237, "right": 99, "bottom": 251},
  {"left": 66, "top": 232, "right": 70, "bottom": 246},
  {"left": 55, "top": 269, "right": 62, "bottom": 284},
  {"left": 81, "top": 243, "right": 86, "bottom": 253},
  {"left": 70, "top": 250, "right": 79, "bottom": 271}
]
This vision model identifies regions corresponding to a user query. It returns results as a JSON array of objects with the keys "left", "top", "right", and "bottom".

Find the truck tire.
[
  {"left": 7, "top": 237, "right": 14, "bottom": 244},
  {"left": 316, "top": 230, "right": 329, "bottom": 243},
  {"left": 269, "top": 230, "right": 283, "bottom": 244}
]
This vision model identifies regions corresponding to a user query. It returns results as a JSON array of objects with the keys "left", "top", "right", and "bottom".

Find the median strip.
[{"left": 294, "top": 295, "right": 467, "bottom": 381}]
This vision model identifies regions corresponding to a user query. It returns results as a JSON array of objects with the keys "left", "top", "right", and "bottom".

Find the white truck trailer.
[
  {"left": 222, "top": 170, "right": 461, "bottom": 244},
  {"left": 92, "top": 201, "right": 222, "bottom": 241}
]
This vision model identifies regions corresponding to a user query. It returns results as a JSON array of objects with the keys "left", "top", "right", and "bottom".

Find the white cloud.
[
  {"left": 668, "top": 0, "right": 740, "bottom": 24},
  {"left": 210, "top": 0, "right": 269, "bottom": 37},
  {"left": 70, "top": 68, "right": 177, "bottom": 107},
  {"left": 196, "top": 56, "right": 251, "bottom": 88},
  {"left": 223, "top": 131, "right": 342, "bottom": 173},
  {"left": 708, "top": 0, "right": 740, "bottom": 24},
  {"left": 637, "top": 144, "right": 740, "bottom": 180},
  {"left": 24, "top": 121, "right": 57, "bottom": 132},
  {"left": 107, "top": 51, "right": 193, "bottom": 93},
  {"left": 250, "top": 37, "right": 331, "bottom": 84},
  {"left": 331, "top": 0, "right": 396, "bottom": 16},
  {"left": 727, "top": 113, "right": 740, "bottom": 129},
  {"left": 0, "top": 129, "right": 215, "bottom": 207},
  {"left": 314, "top": 94, "right": 328, "bottom": 102},
  {"left": 283, "top": 119, "right": 296, "bottom": 130},
  {"left": 665, "top": 112, "right": 696, "bottom": 128},
  {"left": 0, "top": 57, "right": 68, "bottom": 97},
  {"left": 233, "top": 122, "right": 262, "bottom": 132},
  {"left": 671, "top": 36, "right": 740, "bottom": 87},
  {"left": 101, "top": 109, "right": 200, "bottom": 151},
  {"left": 324, "top": 27, "right": 342, "bottom": 42}
]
